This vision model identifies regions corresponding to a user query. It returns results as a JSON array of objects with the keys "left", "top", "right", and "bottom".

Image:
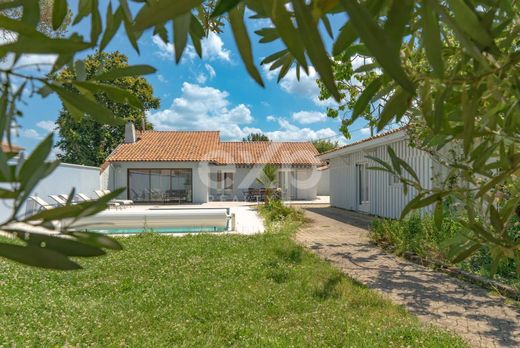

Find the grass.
[{"left": 0, "top": 215, "right": 467, "bottom": 346}]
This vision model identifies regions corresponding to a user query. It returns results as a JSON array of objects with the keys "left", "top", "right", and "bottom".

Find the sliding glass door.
[{"left": 128, "top": 169, "right": 193, "bottom": 203}]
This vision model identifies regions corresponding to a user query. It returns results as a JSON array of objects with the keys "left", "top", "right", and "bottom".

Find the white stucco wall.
[
  {"left": 103, "top": 162, "right": 319, "bottom": 203},
  {"left": 291, "top": 168, "right": 318, "bottom": 200},
  {"left": 326, "top": 135, "right": 434, "bottom": 219},
  {"left": 317, "top": 168, "right": 330, "bottom": 195},
  {"left": 0, "top": 162, "right": 100, "bottom": 220},
  {"left": 207, "top": 165, "right": 319, "bottom": 201},
  {"left": 103, "top": 161, "right": 210, "bottom": 204}
]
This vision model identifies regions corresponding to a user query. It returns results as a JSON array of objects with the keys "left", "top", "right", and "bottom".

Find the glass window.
[
  {"left": 171, "top": 169, "right": 192, "bottom": 202},
  {"left": 223, "top": 172, "right": 233, "bottom": 191},
  {"left": 357, "top": 164, "right": 369, "bottom": 204},
  {"left": 128, "top": 169, "right": 150, "bottom": 202},
  {"left": 150, "top": 170, "right": 170, "bottom": 201},
  {"left": 215, "top": 171, "right": 233, "bottom": 193},
  {"left": 216, "top": 171, "right": 222, "bottom": 190},
  {"left": 128, "top": 169, "right": 193, "bottom": 203}
]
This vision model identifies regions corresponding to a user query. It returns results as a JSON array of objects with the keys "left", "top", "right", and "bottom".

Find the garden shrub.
[
  {"left": 370, "top": 213, "right": 459, "bottom": 258},
  {"left": 370, "top": 214, "right": 519, "bottom": 290},
  {"left": 258, "top": 199, "right": 303, "bottom": 223}
]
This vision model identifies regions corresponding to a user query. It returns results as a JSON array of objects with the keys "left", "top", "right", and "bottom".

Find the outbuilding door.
[{"left": 356, "top": 163, "right": 369, "bottom": 212}]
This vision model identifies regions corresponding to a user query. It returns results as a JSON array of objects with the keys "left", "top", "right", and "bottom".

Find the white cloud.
[
  {"left": 36, "top": 120, "right": 55, "bottom": 132},
  {"left": 11, "top": 127, "right": 42, "bottom": 140},
  {"left": 0, "top": 32, "right": 56, "bottom": 71},
  {"left": 203, "top": 33, "right": 231, "bottom": 62},
  {"left": 264, "top": 65, "right": 337, "bottom": 107},
  {"left": 264, "top": 116, "right": 337, "bottom": 141},
  {"left": 194, "top": 63, "right": 217, "bottom": 85},
  {"left": 292, "top": 111, "right": 326, "bottom": 125},
  {"left": 22, "top": 129, "right": 40, "bottom": 139},
  {"left": 152, "top": 35, "right": 175, "bottom": 60},
  {"left": 360, "top": 127, "right": 371, "bottom": 135},
  {"left": 14, "top": 54, "right": 57, "bottom": 68},
  {"left": 148, "top": 82, "right": 256, "bottom": 139},
  {"left": 351, "top": 55, "right": 373, "bottom": 71},
  {"left": 205, "top": 63, "right": 216, "bottom": 78},
  {"left": 152, "top": 32, "right": 231, "bottom": 63},
  {"left": 148, "top": 82, "right": 340, "bottom": 142},
  {"left": 195, "top": 73, "right": 207, "bottom": 84},
  {"left": 157, "top": 74, "right": 168, "bottom": 83}
]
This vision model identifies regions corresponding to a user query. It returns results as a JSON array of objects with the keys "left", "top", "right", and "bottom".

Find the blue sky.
[{"left": 13, "top": 6, "right": 373, "bottom": 152}]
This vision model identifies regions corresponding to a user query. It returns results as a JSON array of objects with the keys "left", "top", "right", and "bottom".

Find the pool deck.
[
  {"left": 100, "top": 196, "right": 329, "bottom": 235},
  {"left": 101, "top": 204, "right": 267, "bottom": 235},
  {"left": 108, "top": 196, "right": 329, "bottom": 210}
]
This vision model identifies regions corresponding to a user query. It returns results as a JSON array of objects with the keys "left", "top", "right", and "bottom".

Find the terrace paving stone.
[{"left": 295, "top": 207, "right": 520, "bottom": 348}]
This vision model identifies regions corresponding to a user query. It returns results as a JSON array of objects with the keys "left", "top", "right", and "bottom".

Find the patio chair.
[
  {"left": 245, "top": 188, "right": 262, "bottom": 202},
  {"left": 95, "top": 190, "right": 133, "bottom": 207}
]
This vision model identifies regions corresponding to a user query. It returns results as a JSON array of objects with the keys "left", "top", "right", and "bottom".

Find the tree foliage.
[
  {"left": 312, "top": 139, "right": 339, "bottom": 154},
  {"left": 1, "top": 0, "right": 519, "bottom": 271},
  {"left": 242, "top": 133, "right": 269, "bottom": 142},
  {"left": 0, "top": 0, "right": 72, "bottom": 41},
  {"left": 317, "top": 54, "right": 380, "bottom": 139},
  {"left": 55, "top": 51, "right": 160, "bottom": 167}
]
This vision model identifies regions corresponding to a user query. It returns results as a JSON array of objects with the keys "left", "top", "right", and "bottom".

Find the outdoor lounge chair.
[
  {"left": 94, "top": 190, "right": 132, "bottom": 207},
  {"left": 76, "top": 191, "right": 119, "bottom": 209},
  {"left": 50, "top": 194, "right": 121, "bottom": 210},
  {"left": 75, "top": 193, "right": 92, "bottom": 202},
  {"left": 49, "top": 194, "right": 70, "bottom": 206},
  {"left": 26, "top": 196, "right": 54, "bottom": 215},
  {"left": 101, "top": 190, "right": 134, "bottom": 205},
  {"left": 59, "top": 194, "right": 80, "bottom": 203}
]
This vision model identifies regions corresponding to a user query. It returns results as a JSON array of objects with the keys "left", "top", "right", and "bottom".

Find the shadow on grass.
[
  {"left": 274, "top": 243, "right": 304, "bottom": 264},
  {"left": 313, "top": 273, "right": 344, "bottom": 300}
]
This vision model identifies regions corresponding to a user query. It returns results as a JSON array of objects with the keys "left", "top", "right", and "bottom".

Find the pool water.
[{"left": 90, "top": 226, "right": 228, "bottom": 234}]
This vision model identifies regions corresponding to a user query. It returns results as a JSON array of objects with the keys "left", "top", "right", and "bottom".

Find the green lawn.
[{"left": 0, "top": 220, "right": 466, "bottom": 347}]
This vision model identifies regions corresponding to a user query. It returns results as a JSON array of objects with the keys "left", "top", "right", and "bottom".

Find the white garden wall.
[
  {"left": 317, "top": 167, "right": 330, "bottom": 195},
  {"left": 0, "top": 162, "right": 100, "bottom": 220}
]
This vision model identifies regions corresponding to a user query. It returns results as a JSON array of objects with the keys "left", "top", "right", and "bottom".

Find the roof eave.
[{"left": 318, "top": 129, "right": 407, "bottom": 160}]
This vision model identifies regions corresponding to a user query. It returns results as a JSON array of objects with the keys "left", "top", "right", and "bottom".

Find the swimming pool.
[
  {"left": 70, "top": 208, "right": 234, "bottom": 234},
  {"left": 89, "top": 226, "right": 229, "bottom": 234}
]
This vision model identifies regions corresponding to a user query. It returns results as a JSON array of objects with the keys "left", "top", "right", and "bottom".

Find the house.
[
  {"left": 100, "top": 123, "right": 322, "bottom": 204},
  {"left": 318, "top": 127, "right": 436, "bottom": 219},
  {"left": 1, "top": 142, "right": 24, "bottom": 154}
]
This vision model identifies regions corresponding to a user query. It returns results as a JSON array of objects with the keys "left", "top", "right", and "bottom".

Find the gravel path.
[{"left": 296, "top": 207, "right": 520, "bottom": 348}]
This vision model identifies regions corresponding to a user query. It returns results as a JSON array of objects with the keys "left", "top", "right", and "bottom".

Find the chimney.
[{"left": 124, "top": 122, "right": 136, "bottom": 143}]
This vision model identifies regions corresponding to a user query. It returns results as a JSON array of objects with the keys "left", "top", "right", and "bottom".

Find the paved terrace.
[{"left": 296, "top": 207, "right": 520, "bottom": 348}]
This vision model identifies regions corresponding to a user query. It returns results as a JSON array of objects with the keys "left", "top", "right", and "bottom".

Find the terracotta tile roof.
[
  {"left": 216, "top": 141, "right": 320, "bottom": 165},
  {"left": 1, "top": 142, "right": 24, "bottom": 153},
  {"left": 104, "top": 131, "right": 321, "bottom": 167},
  {"left": 106, "top": 131, "right": 220, "bottom": 162},
  {"left": 319, "top": 126, "right": 407, "bottom": 156}
]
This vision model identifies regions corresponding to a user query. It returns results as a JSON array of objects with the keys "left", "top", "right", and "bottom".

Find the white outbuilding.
[{"left": 318, "top": 127, "right": 436, "bottom": 219}]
